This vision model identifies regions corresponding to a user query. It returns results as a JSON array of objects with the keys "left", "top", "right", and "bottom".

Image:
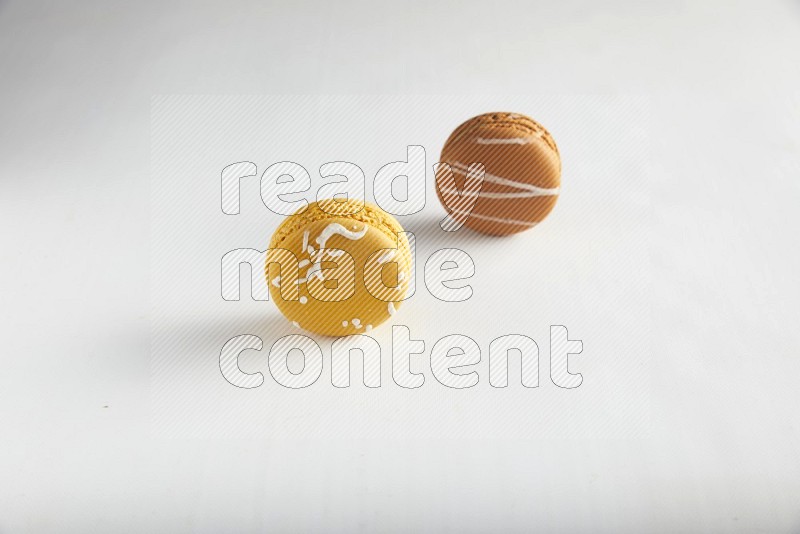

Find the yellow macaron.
[{"left": 266, "top": 199, "right": 412, "bottom": 336}]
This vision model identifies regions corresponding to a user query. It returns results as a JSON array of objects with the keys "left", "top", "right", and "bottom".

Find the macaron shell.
[
  {"left": 267, "top": 204, "right": 411, "bottom": 336},
  {"left": 438, "top": 112, "right": 561, "bottom": 236}
]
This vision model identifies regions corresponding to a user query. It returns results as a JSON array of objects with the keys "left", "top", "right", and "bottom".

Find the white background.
[
  {"left": 150, "top": 94, "right": 649, "bottom": 440},
  {"left": 1, "top": 1, "right": 799, "bottom": 532}
]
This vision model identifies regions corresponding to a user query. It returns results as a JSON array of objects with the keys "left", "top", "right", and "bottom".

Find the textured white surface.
[{"left": 1, "top": 1, "right": 800, "bottom": 532}]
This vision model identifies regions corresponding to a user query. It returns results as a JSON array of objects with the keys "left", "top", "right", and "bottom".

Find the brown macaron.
[{"left": 437, "top": 112, "right": 561, "bottom": 236}]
